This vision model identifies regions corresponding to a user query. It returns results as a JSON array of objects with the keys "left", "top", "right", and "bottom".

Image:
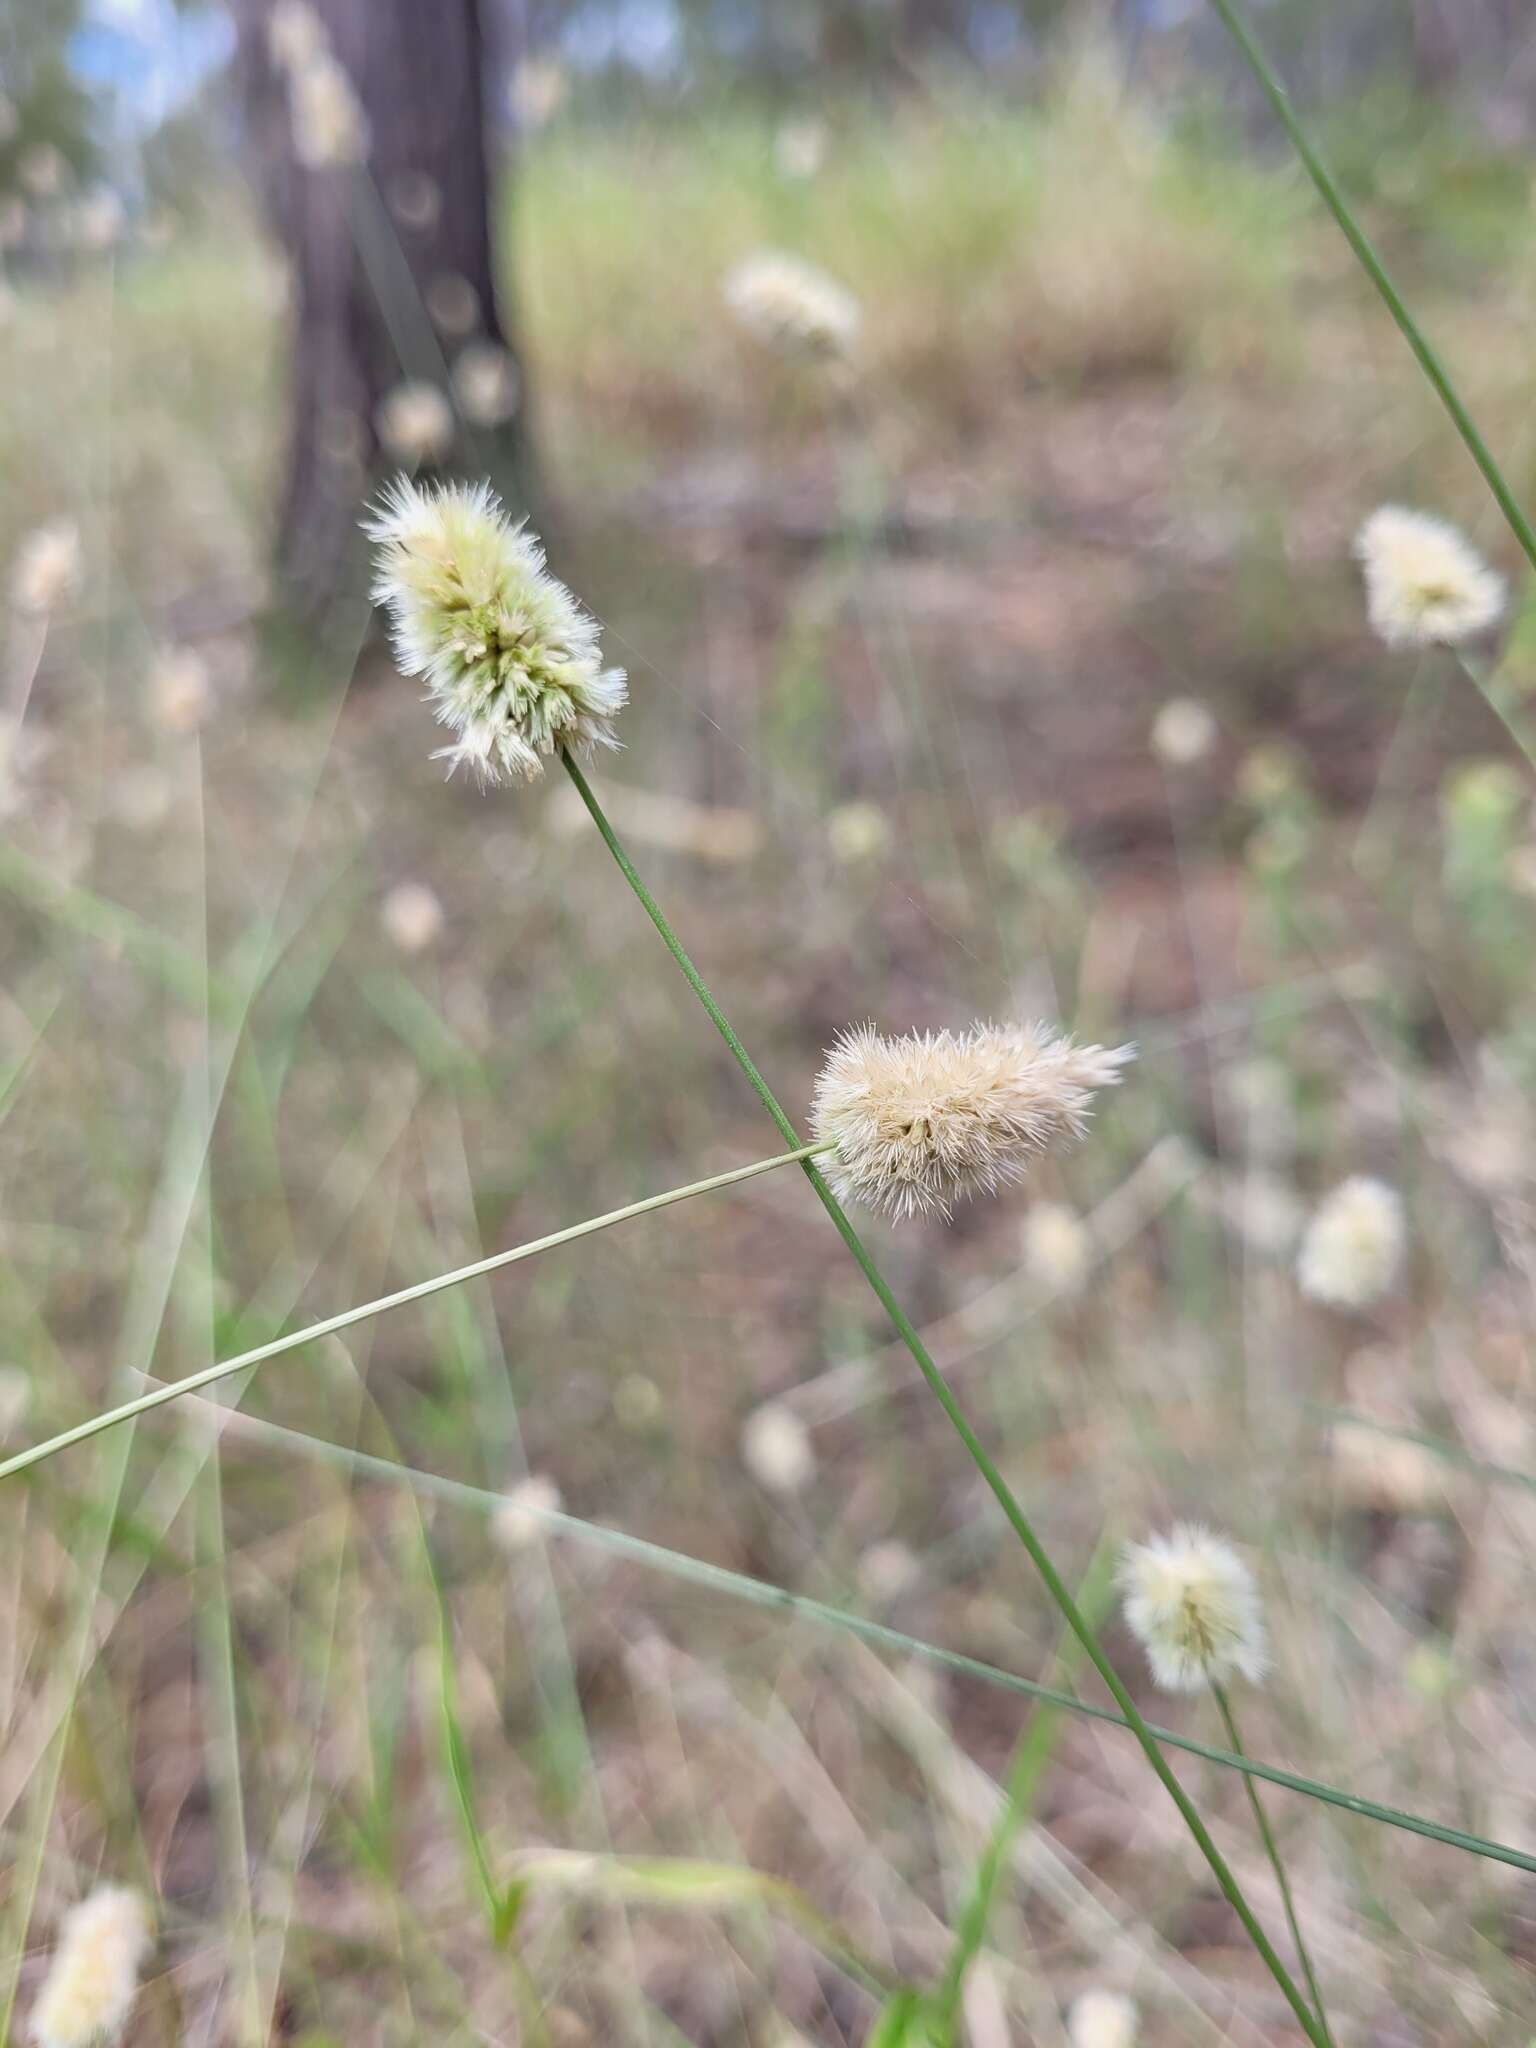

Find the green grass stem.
[
  {"left": 559, "top": 748, "right": 1331, "bottom": 2048},
  {"left": 0, "top": 1142, "right": 830, "bottom": 1483}
]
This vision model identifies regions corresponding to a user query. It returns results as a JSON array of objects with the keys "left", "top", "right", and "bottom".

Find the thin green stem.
[
  {"left": 559, "top": 749, "right": 1330, "bottom": 2048},
  {"left": 1215, "top": 1686, "right": 1335, "bottom": 2047},
  {"left": 196, "top": 1457, "right": 264, "bottom": 2047},
  {"left": 0, "top": 1141, "right": 830, "bottom": 1483},
  {"left": 152, "top": 1394, "right": 1536, "bottom": 1880},
  {"left": 1205, "top": 0, "right": 1536, "bottom": 579},
  {"left": 1457, "top": 650, "right": 1536, "bottom": 776},
  {"left": 559, "top": 757, "right": 803, "bottom": 1150}
]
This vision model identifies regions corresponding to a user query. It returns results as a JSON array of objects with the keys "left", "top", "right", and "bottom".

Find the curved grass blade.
[
  {"left": 1204, "top": 0, "right": 1536, "bottom": 579},
  {"left": 503, "top": 1849, "right": 892, "bottom": 1998},
  {"left": 0, "top": 1142, "right": 830, "bottom": 1483},
  {"left": 88, "top": 1390, "right": 1536, "bottom": 1881},
  {"left": 560, "top": 750, "right": 1328, "bottom": 2047}
]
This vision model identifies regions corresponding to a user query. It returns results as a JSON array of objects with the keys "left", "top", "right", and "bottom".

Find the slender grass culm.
[
  {"left": 360, "top": 473, "right": 1333, "bottom": 2041},
  {"left": 106, "top": 1380, "right": 1536, "bottom": 1877},
  {"left": 0, "top": 1144, "right": 831, "bottom": 1482},
  {"left": 1212, "top": 1685, "right": 1333, "bottom": 2048},
  {"left": 559, "top": 635, "right": 1336, "bottom": 2048},
  {"left": 1120, "top": 1525, "right": 1335, "bottom": 2046},
  {"left": 1204, "top": 0, "right": 1536, "bottom": 592}
]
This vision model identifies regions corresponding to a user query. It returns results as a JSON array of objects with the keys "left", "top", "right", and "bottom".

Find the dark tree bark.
[{"left": 231, "top": 0, "right": 534, "bottom": 619}]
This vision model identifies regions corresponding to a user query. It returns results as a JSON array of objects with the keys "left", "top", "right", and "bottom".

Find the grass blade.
[
  {"left": 561, "top": 746, "right": 1331, "bottom": 2048},
  {"left": 0, "top": 1142, "right": 831, "bottom": 1483},
  {"left": 1204, "top": 0, "right": 1536, "bottom": 579},
  {"left": 152, "top": 1393, "right": 1536, "bottom": 1879}
]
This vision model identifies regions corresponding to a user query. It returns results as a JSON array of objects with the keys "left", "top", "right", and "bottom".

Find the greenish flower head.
[{"left": 365, "top": 478, "right": 628, "bottom": 786}]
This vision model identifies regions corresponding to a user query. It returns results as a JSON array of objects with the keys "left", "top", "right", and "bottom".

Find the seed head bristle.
[
  {"left": 811, "top": 1020, "right": 1132, "bottom": 1223},
  {"left": 365, "top": 477, "right": 628, "bottom": 787},
  {"left": 1355, "top": 505, "right": 1503, "bottom": 649},
  {"left": 1118, "top": 1523, "right": 1267, "bottom": 1694}
]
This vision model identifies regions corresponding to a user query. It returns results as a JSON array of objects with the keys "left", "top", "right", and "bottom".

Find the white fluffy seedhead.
[
  {"left": 1354, "top": 505, "right": 1504, "bottom": 649},
  {"left": 1296, "top": 1175, "right": 1404, "bottom": 1310},
  {"left": 11, "top": 520, "right": 81, "bottom": 616},
  {"left": 723, "top": 250, "right": 860, "bottom": 358},
  {"left": 375, "top": 380, "right": 455, "bottom": 467},
  {"left": 1022, "top": 1200, "right": 1093, "bottom": 1296},
  {"left": 1151, "top": 696, "right": 1217, "bottom": 767},
  {"left": 365, "top": 478, "right": 628, "bottom": 787},
  {"left": 380, "top": 880, "right": 444, "bottom": 954},
  {"left": 1069, "top": 1988, "right": 1138, "bottom": 2048},
  {"left": 30, "top": 1885, "right": 152, "bottom": 2048},
  {"left": 811, "top": 1021, "right": 1132, "bottom": 1223},
  {"left": 493, "top": 1473, "right": 562, "bottom": 1551},
  {"left": 1118, "top": 1523, "right": 1267, "bottom": 1694},
  {"left": 740, "top": 1401, "right": 815, "bottom": 1494},
  {"left": 451, "top": 342, "right": 521, "bottom": 426}
]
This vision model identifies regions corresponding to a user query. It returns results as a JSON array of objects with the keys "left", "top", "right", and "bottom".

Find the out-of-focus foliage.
[
  {"left": 524, "top": 0, "right": 1536, "bottom": 107},
  {"left": 0, "top": 0, "right": 98, "bottom": 201}
]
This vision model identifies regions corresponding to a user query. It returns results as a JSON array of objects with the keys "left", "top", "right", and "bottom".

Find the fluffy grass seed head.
[
  {"left": 11, "top": 520, "right": 82, "bottom": 616},
  {"left": 827, "top": 800, "right": 892, "bottom": 864},
  {"left": 740, "top": 1401, "right": 815, "bottom": 1494},
  {"left": 494, "top": 1473, "right": 562, "bottom": 1551},
  {"left": 1355, "top": 505, "right": 1504, "bottom": 649},
  {"left": 31, "top": 1885, "right": 152, "bottom": 2048},
  {"left": 380, "top": 879, "right": 444, "bottom": 954},
  {"left": 1118, "top": 1524, "right": 1267, "bottom": 1694},
  {"left": 724, "top": 250, "right": 860, "bottom": 359},
  {"left": 858, "top": 1539, "right": 920, "bottom": 1602},
  {"left": 366, "top": 478, "right": 628, "bottom": 785},
  {"left": 812, "top": 1022, "right": 1132, "bottom": 1222},
  {"left": 1151, "top": 695, "right": 1217, "bottom": 767},
  {"left": 1022, "top": 1199, "right": 1092, "bottom": 1297},
  {"left": 1069, "top": 1989, "right": 1138, "bottom": 2048},
  {"left": 1297, "top": 1174, "right": 1404, "bottom": 1310},
  {"left": 451, "top": 341, "right": 521, "bottom": 426},
  {"left": 147, "top": 645, "right": 210, "bottom": 733},
  {"left": 375, "top": 379, "right": 455, "bottom": 467}
]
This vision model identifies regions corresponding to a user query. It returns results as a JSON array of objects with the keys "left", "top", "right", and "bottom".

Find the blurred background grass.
[{"left": 4, "top": 8, "right": 1536, "bottom": 2043}]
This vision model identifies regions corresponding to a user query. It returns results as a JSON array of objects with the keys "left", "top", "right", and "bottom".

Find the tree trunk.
[{"left": 231, "top": 0, "right": 534, "bottom": 619}]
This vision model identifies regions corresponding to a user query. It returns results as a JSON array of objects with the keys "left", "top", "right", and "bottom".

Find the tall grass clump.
[
  {"left": 514, "top": 61, "right": 1299, "bottom": 456},
  {"left": 13, "top": 17, "right": 1536, "bottom": 2035},
  {"left": 15, "top": 399, "right": 1536, "bottom": 2027},
  {"left": 354, "top": 473, "right": 1333, "bottom": 2044},
  {"left": 1, "top": 465, "right": 1357, "bottom": 2042}
]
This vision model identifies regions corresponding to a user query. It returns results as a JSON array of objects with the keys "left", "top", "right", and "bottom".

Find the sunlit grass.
[{"left": 515, "top": 71, "right": 1305, "bottom": 460}]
